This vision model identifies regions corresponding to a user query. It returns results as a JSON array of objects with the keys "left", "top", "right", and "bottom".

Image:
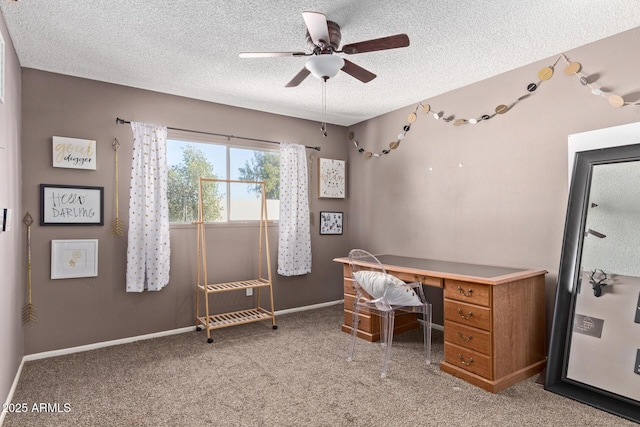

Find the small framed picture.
[
  {"left": 318, "top": 158, "right": 345, "bottom": 198},
  {"left": 51, "top": 239, "right": 99, "bottom": 279},
  {"left": 320, "top": 211, "right": 343, "bottom": 235}
]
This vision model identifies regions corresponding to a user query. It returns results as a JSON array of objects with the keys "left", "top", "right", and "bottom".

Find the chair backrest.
[
  {"left": 348, "top": 249, "right": 387, "bottom": 297},
  {"left": 349, "top": 249, "right": 424, "bottom": 308}
]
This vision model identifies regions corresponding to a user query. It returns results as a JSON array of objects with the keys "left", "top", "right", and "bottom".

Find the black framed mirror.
[{"left": 545, "top": 142, "right": 640, "bottom": 423}]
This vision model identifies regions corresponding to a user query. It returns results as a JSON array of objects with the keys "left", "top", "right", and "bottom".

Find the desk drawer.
[
  {"left": 344, "top": 309, "right": 379, "bottom": 333},
  {"left": 444, "top": 299, "right": 491, "bottom": 331},
  {"left": 344, "top": 278, "right": 356, "bottom": 296},
  {"left": 344, "top": 293, "right": 374, "bottom": 315},
  {"left": 444, "top": 279, "right": 490, "bottom": 306},
  {"left": 393, "top": 271, "right": 443, "bottom": 288},
  {"left": 444, "top": 320, "right": 491, "bottom": 355},
  {"left": 445, "top": 342, "right": 492, "bottom": 379},
  {"left": 344, "top": 293, "right": 356, "bottom": 312},
  {"left": 344, "top": 308, "right": 418, "bottom": 334}
]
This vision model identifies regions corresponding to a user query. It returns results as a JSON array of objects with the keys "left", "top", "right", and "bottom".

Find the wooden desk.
[{"left": 334, "top": 255, "right": 547, "bottom": 393}]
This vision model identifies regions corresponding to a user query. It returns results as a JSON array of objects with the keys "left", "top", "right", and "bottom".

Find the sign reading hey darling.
[{"left": 52, "top": 136, "right": 97, "bottom": 170}]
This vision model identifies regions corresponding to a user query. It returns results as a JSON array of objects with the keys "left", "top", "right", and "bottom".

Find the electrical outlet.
[{"left": 246, "top": 288, "right": 253, "bottom": 297}]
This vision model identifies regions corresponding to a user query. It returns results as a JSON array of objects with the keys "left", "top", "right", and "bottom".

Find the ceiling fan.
[{"left": 239, "top": 11, "right": 410, "bottom": 87}]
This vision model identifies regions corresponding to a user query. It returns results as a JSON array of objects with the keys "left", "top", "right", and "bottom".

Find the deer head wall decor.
[{"left": 588, "top": 269, "right": 609, "bottom": 297}]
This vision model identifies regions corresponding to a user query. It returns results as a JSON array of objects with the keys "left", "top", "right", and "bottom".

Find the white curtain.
[
  {"left": 126, "top": 122, "right": 170, "bottom": 292},
  {"left": 278, "top": 143, "right": 312, "bottom": 276}
]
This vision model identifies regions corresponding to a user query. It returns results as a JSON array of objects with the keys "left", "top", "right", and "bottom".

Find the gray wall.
[
  {"left": 346, "top": 27, "right": 640, "bottom": 328},
  {"left": 20, "top": 69, "right": 350, "bottom": 355},
  {"left": 0, "top": 11, "right": 22, "bottom": 414}
]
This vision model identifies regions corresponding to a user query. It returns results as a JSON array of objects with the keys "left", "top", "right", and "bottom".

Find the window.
[{"left": 167, "top": 136, "right": 280, "bottom": 224}]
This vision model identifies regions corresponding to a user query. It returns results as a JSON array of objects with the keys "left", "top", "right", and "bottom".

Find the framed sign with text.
[
  {"left": 40, "top": 184, "right": 104, "bottom": 226},
  {"left": 52, "top": 136, "right": 97, "bottom": 170}
]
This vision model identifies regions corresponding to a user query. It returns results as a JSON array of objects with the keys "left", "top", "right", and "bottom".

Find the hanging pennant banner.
[{"left": 348, "top": 53, "right": 638, "bottom": 160}]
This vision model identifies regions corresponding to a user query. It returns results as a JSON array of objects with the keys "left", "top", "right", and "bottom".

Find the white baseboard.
[
  {"left": 23, "top": 325, "right": 197, "bottom": 362},
  {"left": 418, "top": 318, "right": 444, "bottom": 331},
  {"left": 19, "top": 300, "right": 437, "bottom": 363},
  {"left": 21, "top": 300, "right": 344, "bottom": 362},
  {"left": 274, "top": 299, "right": 343, "bottom": 316}
]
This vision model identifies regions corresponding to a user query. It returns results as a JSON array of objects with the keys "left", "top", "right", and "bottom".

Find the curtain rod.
[{"left": 115, "top": 118, "right": 321, "bottom": 151}]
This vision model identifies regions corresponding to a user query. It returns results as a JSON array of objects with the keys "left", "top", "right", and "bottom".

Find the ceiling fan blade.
[
  {"left": 239, "top": 52, "right": 308, "bottom": 58},
  {"left": 341, "top": 34, "right": 410, "bottom": 54},
  {"left": 341, "top": 59, "right": 376, "bottom": 83},
  {"left": 285, "top": 67, "right": 311, "bottom": 87},
  {"left": 302, "top": 11, "right": 330, "bottom": 47}
]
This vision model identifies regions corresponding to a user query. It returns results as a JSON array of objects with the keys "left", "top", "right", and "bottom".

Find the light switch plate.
[
  {"left": 5, "top": 208, "right": 12, "bottom": 231},
  {"left": 0, "top": 208, "right": 8, "bottom": 232}
]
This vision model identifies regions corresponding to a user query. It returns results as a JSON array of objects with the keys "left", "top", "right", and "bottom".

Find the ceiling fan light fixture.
[{"left": 305, "top": 55, "right": 345, "bottom": 80}]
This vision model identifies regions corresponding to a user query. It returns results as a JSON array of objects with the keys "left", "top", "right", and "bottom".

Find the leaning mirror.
[{"left": 546, "top": 142, "right": 640, "bottom": 423}]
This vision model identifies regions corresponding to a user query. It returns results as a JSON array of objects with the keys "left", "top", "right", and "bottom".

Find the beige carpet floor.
[{"left": 3, "top": 304, "right": 636, "bottom": 426}]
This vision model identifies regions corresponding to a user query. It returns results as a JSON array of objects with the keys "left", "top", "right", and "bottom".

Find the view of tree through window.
[
  {"left": 167, "top": 139, "right": 280, "bottom": 223},
  {"left": 237, "top": 150, "right": 280, "bottom": 199}
]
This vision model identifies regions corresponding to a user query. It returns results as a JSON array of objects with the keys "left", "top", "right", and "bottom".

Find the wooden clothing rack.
[{"left": 194, "top": 178, "right": 277, "bottom": 343}]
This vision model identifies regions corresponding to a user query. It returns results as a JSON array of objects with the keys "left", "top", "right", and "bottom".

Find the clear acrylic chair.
[{"left": 346, "top": 249, "right": 432, "bottom": 378}]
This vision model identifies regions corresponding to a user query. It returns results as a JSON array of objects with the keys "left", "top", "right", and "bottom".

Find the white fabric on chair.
[
  {"left": 352, "top": 270, "right": 422, "bottom": 306},
  {"left": 277, "top": 143, "right": 311, "bottom": 276},
  {"left": 126, "top": 122, "right": 170, "bottom": 292}
]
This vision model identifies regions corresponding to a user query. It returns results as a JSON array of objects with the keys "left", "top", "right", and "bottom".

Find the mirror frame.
[{"left": 545, "top": 142, "right": 640, "bottom": 423}]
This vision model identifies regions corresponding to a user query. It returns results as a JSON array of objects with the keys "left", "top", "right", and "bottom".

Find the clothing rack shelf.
[{"left": 194, "top": 178, "right": 277, "bottom": 343}]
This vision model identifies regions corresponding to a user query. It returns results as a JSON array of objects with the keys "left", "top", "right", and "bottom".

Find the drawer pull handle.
[
  {"left": 457, "top": 286, "right": 473, "bottom": 297},
  {"left": 458, "top": 354, "right": 474, "bottom": 366},
  {"left": 457, "top": 332, "right": 473, "bottom": 342},
  {"left": 457, "top": 309, "right": 473, "bottom": 320}
]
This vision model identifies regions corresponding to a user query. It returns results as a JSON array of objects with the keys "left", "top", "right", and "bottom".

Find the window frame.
[{"left": 166, "top": 130, "right": 280, "bottom": 227}]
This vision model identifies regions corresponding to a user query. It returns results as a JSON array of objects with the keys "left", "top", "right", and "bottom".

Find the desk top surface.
[{"left": 334, "top": 254, "right": 546, "bottom": 284}]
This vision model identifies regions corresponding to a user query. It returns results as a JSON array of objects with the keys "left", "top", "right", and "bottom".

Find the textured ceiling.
[{"left": 2, "top": 0, "right": 640, "bottom": 126}]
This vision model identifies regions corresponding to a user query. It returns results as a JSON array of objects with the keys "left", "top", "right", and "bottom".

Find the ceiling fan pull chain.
[{"left": 321, "top": 77, "right": 328, "bottom": 137}]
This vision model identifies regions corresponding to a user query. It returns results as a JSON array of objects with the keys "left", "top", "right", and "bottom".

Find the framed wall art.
[
  {"left": 52, "top": 136, "right": 97, "bottom": 170},
  {"left": 318, "top": 158, "right": 345, "bottom": 198},
  {"left": 40, "top": 184, "right": 104, "bottom": 226},
  {"left": 51, "top": 239, "right": 99, "bottom": 279},
  {"left": 319, "top": 211, "right": 343, "bottom": 235}
]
